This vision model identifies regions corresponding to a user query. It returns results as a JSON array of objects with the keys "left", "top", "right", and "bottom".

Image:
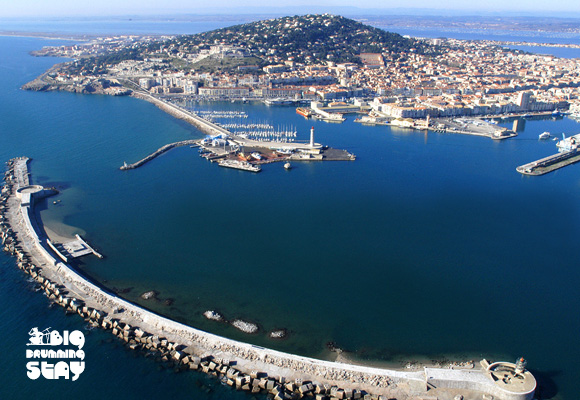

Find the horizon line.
[{"left": 2, "top": 7, "right": 580, "bottom": 20}]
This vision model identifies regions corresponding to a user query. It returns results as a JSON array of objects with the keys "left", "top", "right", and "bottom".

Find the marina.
[{"left": 119, "top": 95, "right": 356, "bottom": 173}]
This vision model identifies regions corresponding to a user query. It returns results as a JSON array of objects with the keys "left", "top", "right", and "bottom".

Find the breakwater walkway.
[
  {"left": 120, "top": 139, "right": 199, "bottom": 170},
  {"left": 1, "top": 158, "right": 536, "bottom": 400},
  {"left": 132, "top": 92, "right": 231, "bottom": 137}
]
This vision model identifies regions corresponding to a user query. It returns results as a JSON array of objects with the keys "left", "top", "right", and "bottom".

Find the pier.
[
  {"left": 120, "top": 139, "right": 199, "bottom": 170},
  {"left": 516, "top": 150, "right": 580, "bottom": 175},
  {"left": 1, "top": 157, "right": 536, "bottom": 400}
]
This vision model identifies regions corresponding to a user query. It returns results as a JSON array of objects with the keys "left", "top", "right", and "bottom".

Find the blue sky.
[{"left": 2, "top": 0, "right": 580, "bottom": 17}]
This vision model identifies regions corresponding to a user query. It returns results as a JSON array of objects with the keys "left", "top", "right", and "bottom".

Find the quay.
[
  {"left": 1, "top": 157, "right": 537, "bottom": 400},
  {"left": 430, "top": 117, "right": 517, "bottom": 140},
  {"left": 47, "top": 234, "right": 102, "bottom": 262}
]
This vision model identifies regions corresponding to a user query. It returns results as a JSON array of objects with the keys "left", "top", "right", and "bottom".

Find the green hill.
[{"left": 157, "top": 14, "right": 433, "bottom": 66}]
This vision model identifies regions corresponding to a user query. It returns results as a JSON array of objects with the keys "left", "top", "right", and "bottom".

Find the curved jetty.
[
  {"left": 120, "top": 139, "right": 199, "bottom": 170},
  {"left": 1, "top": 157, "right": 536, "bottom": 400}
]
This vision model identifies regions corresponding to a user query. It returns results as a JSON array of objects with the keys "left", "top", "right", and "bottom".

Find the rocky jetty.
[{"left": 1, "top": 157, "right": 524, "bottom": 400}]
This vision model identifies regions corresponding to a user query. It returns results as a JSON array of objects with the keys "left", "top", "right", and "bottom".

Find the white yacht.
[{"left": 539, "top": 132, "right": 550, "bottom": 140}]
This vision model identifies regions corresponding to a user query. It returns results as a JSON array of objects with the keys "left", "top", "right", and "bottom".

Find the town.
[{"left": 24, "top": 14, "right": 580, "bottom": 130}]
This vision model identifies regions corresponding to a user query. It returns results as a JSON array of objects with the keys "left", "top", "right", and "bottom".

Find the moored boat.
[
  {"left": 296, "top": 107, "right": 312, "bottom": 118},
  {"left": 218, "top": 159, "right": 261, "bottom": 172},
  {"left": 539, "top": 132, "right": 550, "bottom": 140}
]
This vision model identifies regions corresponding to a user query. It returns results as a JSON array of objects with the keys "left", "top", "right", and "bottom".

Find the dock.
[{"left": 517, "top": 150, "right": 580, "bottom": 175}]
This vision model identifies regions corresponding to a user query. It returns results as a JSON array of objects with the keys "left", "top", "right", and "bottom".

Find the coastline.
[
  {"left": 0, "top": 31, "right": 92, "bottom": 41},
  {"left": 0, "top": 157, "right": 537, "bottom": 400}
]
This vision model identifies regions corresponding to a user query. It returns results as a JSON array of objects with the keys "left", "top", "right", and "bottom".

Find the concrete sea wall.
[
  {"left": 1, "top": 157, "right": 536, "bottom": 400},
  {"left": 131, "top": 92, "right": 231, "bottom": 138}
]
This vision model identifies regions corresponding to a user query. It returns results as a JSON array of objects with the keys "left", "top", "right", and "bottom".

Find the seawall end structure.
[{"left": 1, "top": 157, "right": 536, "bottom": 400}]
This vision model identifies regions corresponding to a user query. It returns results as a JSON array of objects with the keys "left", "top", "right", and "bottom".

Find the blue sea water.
[
  {"left": 0, "top": 16, "right": 260, "bottom": 36},
  {"left": 1, "top": 19, "right": 580, "bottom": 400},
  {"left": 378, "top": 25, "right": 580, "bottom": 45},
  {"left": 507, "top": 45, "right": 580, "bottom": 59}
]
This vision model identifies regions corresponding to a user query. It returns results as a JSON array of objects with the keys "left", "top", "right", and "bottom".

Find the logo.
[{"left": 25, "top": 327, "right": 85, "bottom": 381}]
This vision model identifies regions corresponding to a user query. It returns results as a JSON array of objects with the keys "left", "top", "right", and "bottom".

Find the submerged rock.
[
  {"left": 231, "top": 319, "right": 259, "bottom": 334},
  {"left": 203, "top": 310, "right": 224, "bottom": 321},
  {"left": 140, "top": 290, "right": 157, "bottom": 300},
  {"left": 113, "top": 287, "right": 133, "bottom": 294}
]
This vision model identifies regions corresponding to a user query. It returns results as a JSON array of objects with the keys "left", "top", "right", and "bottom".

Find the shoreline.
[
  {"left": 0, "top": 157, "right": 537, "bottom": 400},
  {"left": 0, "top": 31, "right": 92, "bottom": 41}
]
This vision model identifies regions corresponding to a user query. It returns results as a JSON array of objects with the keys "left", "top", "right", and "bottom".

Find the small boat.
[
  {"left": 275, "top": 148, "right": 294, "bottom": 155},
  {"left": 284, "top": 162, "right": 292, "bottom": 170},
  {"left": 539, "top": 132, "right": 551, "bottom": 140}
]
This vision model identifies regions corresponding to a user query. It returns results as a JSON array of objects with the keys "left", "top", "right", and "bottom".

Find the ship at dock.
[
  {"left": 218, "top": 159, "right": 262, "bottom": 172},
  {"left": 556, "top": 133, "right": 579, "bottom": 152},
  {"left": 312, "top": 113, "right": 346, "bottom": 123},
  {"left": 296, "top": 107, "right": 312, "bottom": 118}
]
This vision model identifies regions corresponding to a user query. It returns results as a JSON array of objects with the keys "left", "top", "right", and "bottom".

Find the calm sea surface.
[{"left": 1, "top": 20, "right": 580, "bottom": 400}]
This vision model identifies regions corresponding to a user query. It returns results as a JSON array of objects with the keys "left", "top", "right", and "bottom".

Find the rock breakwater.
[{"left": 1, "top": 157, "right": 535, "bottom": 400}]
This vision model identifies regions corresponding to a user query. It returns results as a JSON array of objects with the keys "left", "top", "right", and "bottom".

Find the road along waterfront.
[{"left": 1, "top": 157, "right": 537, "bottom": 400}]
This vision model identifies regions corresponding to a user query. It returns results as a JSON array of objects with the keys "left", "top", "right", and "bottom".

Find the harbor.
[
  {"left": 3, "top": 25, "right": 580, "bottom": 400},
  {"left": 120, "top": 94, "right": 356, "bottom": 172},
  {"left": 1, "top": 156, "right": 538, "bottom": 400}
]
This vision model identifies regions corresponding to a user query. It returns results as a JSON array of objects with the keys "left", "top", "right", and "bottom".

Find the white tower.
[{"left": 310, "top": 126, "right": 315, "bottom": 147}]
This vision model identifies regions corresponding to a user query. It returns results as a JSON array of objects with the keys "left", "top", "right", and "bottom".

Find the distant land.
[
  {"left": 2, "top": 6, "right": 580, "bottom": 19},
  {"left": 2, "top": 14, "right": 580, "bottom": 37}
]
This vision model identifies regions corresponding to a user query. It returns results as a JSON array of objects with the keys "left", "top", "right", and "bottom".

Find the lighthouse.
[{"left": 310, "top": 126, "right": 315, "bottom": 147}]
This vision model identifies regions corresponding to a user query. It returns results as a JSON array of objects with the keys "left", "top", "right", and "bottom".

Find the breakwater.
[
  {"left": 131, "top": 92, "right": 231, "bottom": 137},
  {"left": 1, "top": 157, "right": 536, "bottom": 400},
  {"left": 120, "top": 139, "right": 199, "bottom": 170},
  {"left": 516, "top": 150, "right": 580, "bottom": 175}
]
